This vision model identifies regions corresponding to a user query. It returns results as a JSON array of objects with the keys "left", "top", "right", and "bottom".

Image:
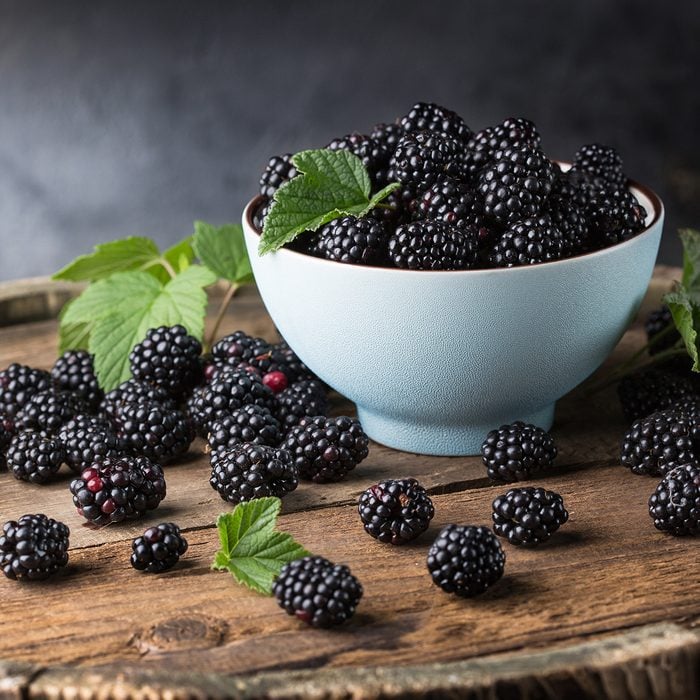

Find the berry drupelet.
[
  {"left": 129, "top": 325, "right": 203, "bottom": 398},
  {"left": 427, "top": 525, "right": 505, "bottom": 597},
  {"left": 209, "top": 443, "right": 298, "bottom": 504},
  {"left": 6, "top": 431, "right": 66, "bottom": 484},
  {"left": 207, "top": 404, "right": 282, "bottom": 453},
  {"left": 282, "top": 415, "right": 369, "bottom": 483},
  {"left": 489, "top": 216, "right": 564, "bottom": 267},
  {"left": 648, "top": 464, "right": 699, "bottom": 536},
  {"left": 492, "top": 487, "right": 568, "bottom": 545},
  {"left": 130, "top": 522, "right": 188, "bottom": 572},
  {"left": 276, "top": 380, "right": 329, "bottom": 432},
  {"left": 273, "top": 556, "right": 363, "bottom": 628},
  {"left": 58, "top": 415, "right": 121, "bottom": 473},
  {"left": 259, "top": 153, "right": 297, "bottom": 198},
  {"left": 0, "top": 514, "right": 70, "bottom": 581},
  {"left": 70, "top": 454, "right": 166, "bottom": 526},
  {"left": 51, "top": 350, "right": 103, "bottom": 411},
  {"left": 314, "top": 216, "right": 389, "bottom": 266},
  {"left": 16, "top": 389, "right": 88, "bottom": 435},
  {"left": 100, "top": 379, "right": 176, "bottom": 419},
  {"left": 388, "top": 220, "right": 480, "bottom": 270},
  {"left": 481, "top": 421, "right": 557, "bottom": 482},
  {"left": 358, "top": 478, "right": 434, "bottom": 545},
  {"left": 0, "top": 363, "right": 52, "bottom": 428},
  {"left": 399, "top": 101, "right": 472, "bottom": 143}
]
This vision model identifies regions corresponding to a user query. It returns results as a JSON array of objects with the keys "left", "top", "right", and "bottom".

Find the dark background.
[{"left": 1, "top": 0, "right": 698, "bottom": 281}]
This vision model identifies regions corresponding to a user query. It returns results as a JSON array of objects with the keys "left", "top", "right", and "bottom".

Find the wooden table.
[{"left": 0, "top": 269, "right": 698, "bottom": 700}]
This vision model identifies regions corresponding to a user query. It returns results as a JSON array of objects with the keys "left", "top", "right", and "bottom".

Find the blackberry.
[
  {"left": 0, "top": 422, "right": 11, "bottom": 469},
  {"left": 389, "top": 131, "right": 465, "bottom": 191},
  {"left": 262, "top": 371, "right": 288, "bottom": 394},
  {"left": 51, "top": 350, "right": 102, "bottom": 411},
  {"left": 253, "top": 198, "right": 272, "bottom": 231},
  {"left": 370, "top": 122, "right": 402, "bottom": 152},
  {"left": 114, "top": 402, "right": 195, "bottom": 465},
  {"left": 388, "top": 220, "right": 480, "bottom": 270},
  {"left": 209, "top": 443, "right": 298, "bottom": 504},
  {"left": 648, "top": 464, "right": 700, "bottom": 536},
  {"left": 399, "top": 102, "right": 472, "bottom": 143},
  {"left": 58, "top": 415, "right": 120, "bottom": 473},
  {"left": 367, "top": 186, "right": 417, "bottom": 228},
  {"left": 187, "top": 369, "right": 277, "bottom": 436},
  {"left": 617, "top": 368, "right": 699, "bottom": 423},
  {"left": 358, "top": 478, "right": 434, "bottom": 545},
  {"left": 0, "top": 363, "right": 52, "bottom": 428},
  {"left": 464, "top": 117, "right": 542, "bottom": 176},
  {"left": 211, "top": 331, "right": 278, "bottom": 374},
  {"left": 426, "top": 525, "right": 505, "bottom": 597},
  {"left": 207, "top": 405, "right": 282, "bottom": 453},
  {"left": 6, "top": 431, "right": 66, "bottom": 484},
  {"left": 586, "top": 184, "right": 647, "bottom": 247},
  {"left": 129, "top": 325, "right": 202, "bottom": 398},
  {"left": 282, "top": 416, "right": 369, "bottom": 483},
  {"left": 326, "top": 133, "right": 389, "bottom": 183},
  {"left": 492, "top": 487, "right": 568, "bottom": 546},
  {"left": 101, "top": 379, "right": 176, "bottom": 419},
  {"left": 70, "top": 454, "right": 166, "bottom": 526},
  {"left": 547, "top": 191, "right": 589, "bottom": 257},
  {"left": 315, "top": 216, "right": 389, "bottom": 266},
  {"left": 416, "top": 177, "right": 488, "bottom": 233},
  {"left": 620, "top": 410, "right": 696, "bottom": 476},
  {"left": 276, "top": 380, "right": 329, "bottom": 431},
  {"left": 130, "top": 522, "right": 188, "bottom": 572},
  {"left": 16, "top": 389, "right": 88, "bottom": 435},
  {"left": 489, "top": 216, "right": 564, "bottom": 267},
  {"left": 0, "top": 514, "right": 70, "bottom": 581},
  {"left": 645, "top": 306, "right": 680, "bottom": 355},
  {"left": 481, "top": 421, "right": 557, "bottom": 483},
  {"left": 259, "top": 153, "right": 297, "bottom": 198},
  {"left": 571, "top": 143, "right": 625, "bottom": 187},
  {"left": 273, "top": 341, "right": 316, "bottom": 383},
  {"left": 478, "top": 146, "right": 555, "bottom": 225},
  {"left": 273, "top": 556, "right": 363, "bottom": 628}
]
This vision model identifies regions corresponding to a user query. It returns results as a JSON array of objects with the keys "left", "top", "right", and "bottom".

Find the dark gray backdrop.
[{"left": 1, "top": 0, "right": 698, "bottom": 281}]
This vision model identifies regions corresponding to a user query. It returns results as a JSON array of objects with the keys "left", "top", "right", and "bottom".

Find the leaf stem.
[
  {"left": 141, "top": 257, "right": 177, "bottom": 280},
  {"left": 206, "top": 282, "right": 239, "bottom": 351}
]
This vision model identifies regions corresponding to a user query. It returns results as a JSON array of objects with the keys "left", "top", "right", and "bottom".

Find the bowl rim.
[{"left": 243, "top": 171, "right": 664, "bottom": 277}]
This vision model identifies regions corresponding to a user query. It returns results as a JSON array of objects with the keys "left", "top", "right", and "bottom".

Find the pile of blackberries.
[{"left": 256, "top": 102, "right": 648, "bottom": 270}]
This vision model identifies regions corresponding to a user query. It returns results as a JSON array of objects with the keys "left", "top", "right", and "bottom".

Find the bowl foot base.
[{"left": 356, "top": 404, "right": 556, "bottom": 457}]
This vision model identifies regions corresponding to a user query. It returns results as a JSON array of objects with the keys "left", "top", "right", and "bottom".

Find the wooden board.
[{"left": 0, "top": 273, "right": 698, "bottom": 700}]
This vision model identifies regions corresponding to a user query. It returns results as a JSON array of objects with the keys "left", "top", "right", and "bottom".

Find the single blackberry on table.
[
  {"left": 130, "top": 522, "right": 188, "bottom": 573},
  {"left": 492, "top": 487, "right": 568, "bottom": 546},
  {"left": 282, "top": 415, "right": 369, "bottom": 483},
  {"left": 648, "top": 464, "right": 699, "bottom": 536},
  {"left": 399, "top": 102, "right": 472, "bottom": 143},
  {"left": 388, "top": 220, "right": 480, "bottom": 271},
  {"left": 390, "top": 131, "right": 465, "bottom": 191},
  {"left": 481, "top": 421, "right": 557, "bottom": 483},
  {"left": 58, "top": 415, "right": 120, "bottom": 473},
  {"left": 187, "top": 368, "right": 277, "bottom": 436},
  {"left": 207, "top": 404, "right": 282, "bottom": 453},
  {"left": 314, "top": 215, "right": 389, "bottom": 266},
  {"left": 326, "top": 133, "right": 389, "bottom": 182},
  {"left": 489, "top": 215, "right": 564, "bottom": 267},
  {"left": 273, "top": 556, "right": 363, "bottom": 628},
  {"left": 0, "top": 514, "right": 70, "bottom": 581},
  {"left": 426, "top": 525, "right": 505, "bottom": 597},
  {"left": 571, "top": 143, "right": 626, "bottom": 187},
  {"left": 209, "top": 443, "right": 298, "bottom": 504},
  {"left": 100, "top": 379, "right": 176, "bottom": 419},
  {"left": 16, "top": 389, "right": 88, "bottom": 435},
  {"left": 129, "top": 325, "right": 202, "bottom": 398},
  {"left": 259, "top": 153, "right": 297, "bottom": 198},
  {"left": 585, "top": 185, "right": 647, "bottom": 247},
  {"left": 478, "top": 146, "right": 556, "bottom": 226},
  {"left": 617, "top": 368, "right": 699, "bottom": 423},
  {"left": 6, "top": 431, "right": 66, "bottom": 484},
  {"left": 114, "top": 402, "right": 195, "bottom": 465},
  {"left": 358, "top": 478, "right": 434, "bottom": 545},
  {"left": 645, "top": 306, "right": 680, "bottom": 355},
  {"left": 51, "top": 350, "right": 102, "bottom": 411},
  {"left": 70, "top": 454, "right": 166, "bottom": 526},
  {"left": 276, "top": 380, "right": 329, "bottom": 431},
  {"left": 0, "top": 363, "right": 52, "bottom": 428},
  {"left": 620, "top": 409, "right": 696, "bottom": 476},
  {"left": 416, "top": 177, "right": 488, "bottom": 233}
]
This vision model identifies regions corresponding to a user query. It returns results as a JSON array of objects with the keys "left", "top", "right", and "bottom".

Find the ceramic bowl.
[{"left": 242, "top": 181, "right": 664, "bottom": 456}]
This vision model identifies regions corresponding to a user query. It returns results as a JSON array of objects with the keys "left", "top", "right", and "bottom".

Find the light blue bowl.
[{"left": 243, "top": 181, "right": 663, "bottom": 456}]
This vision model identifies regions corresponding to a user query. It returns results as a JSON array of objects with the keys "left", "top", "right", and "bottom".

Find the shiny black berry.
[
  {"left": 259, "top": 154, "right": 297, "bottom": 198},
  {"left": 492, "top": 487, "right": 568, "bottom": 545},
  {"left": 489, "top": 216, "right": 563, "bottom": 267},
  {"left": 131, "top": 522, "right": 188, "bottom": 573},
  {"left": 399, "top": 102, "right": 472, "bottom": 143},
  {"left": 207, "top": 404, "right": 282, "bottom": 453},
  {"left": 315, "top": 216, "right": 389, "bottom": 266},
  {"left": 51, "top": 350, "right": 102, "bottom": 411},
  {"left": 648, "top": 464, "right": 699, "bottom": 536},
  {"left": 6, "top": 431, "right": 66, "bottom": 484},
  {"left": 58, "top": 415, "right": 120, "bottom": 474}
]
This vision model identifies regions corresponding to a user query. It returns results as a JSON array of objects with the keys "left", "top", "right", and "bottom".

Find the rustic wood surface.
[{"left": 0, "top": 271, "right": 698, "bottom": 700}]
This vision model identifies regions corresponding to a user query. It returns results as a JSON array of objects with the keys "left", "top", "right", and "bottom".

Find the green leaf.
[
  {"left": 680, "top": 229, "right": 700, "bottom": 292},
  {"left": 52, "top": 237, "right": 161, "bottom": 282},
  {"left": 193, "top": 221, "right": 253, "bottom": 284},
  {"left": 57, "top": 300, "right": 91, "bottom": 353},
  {"left": 164, "top": 237, "right": 195, "bottom": 274},
  {"left": 664, "top": 282, "right": 700, "bottom": 372},
  {"left": 259, "top": 149, "right": 399, "bottom": 255},
  {"left": 84, "top": 265, "right": 216, "bottom": 391},
  {"left": 211, "top": 498, "right": 309, "bottom": 596}
]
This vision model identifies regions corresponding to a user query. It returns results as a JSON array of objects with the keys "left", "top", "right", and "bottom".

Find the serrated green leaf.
[
  {"left": 212, "top": 498, "right": 310, "bottom": 596},
  {"left": 193, "top": 221, "right": 253, "bottom": 284},
  {"left": 52, "top": 237, "right": 161, "bottom": 282},
  {"left": 680, "top": 229, "right": 700, "bottom": 292},
  {"left": 664, "top": 282, "right": 700, "bottom": 372},
  {"left": 259, "top": 149, "right": 399, "bottom": 255}
]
